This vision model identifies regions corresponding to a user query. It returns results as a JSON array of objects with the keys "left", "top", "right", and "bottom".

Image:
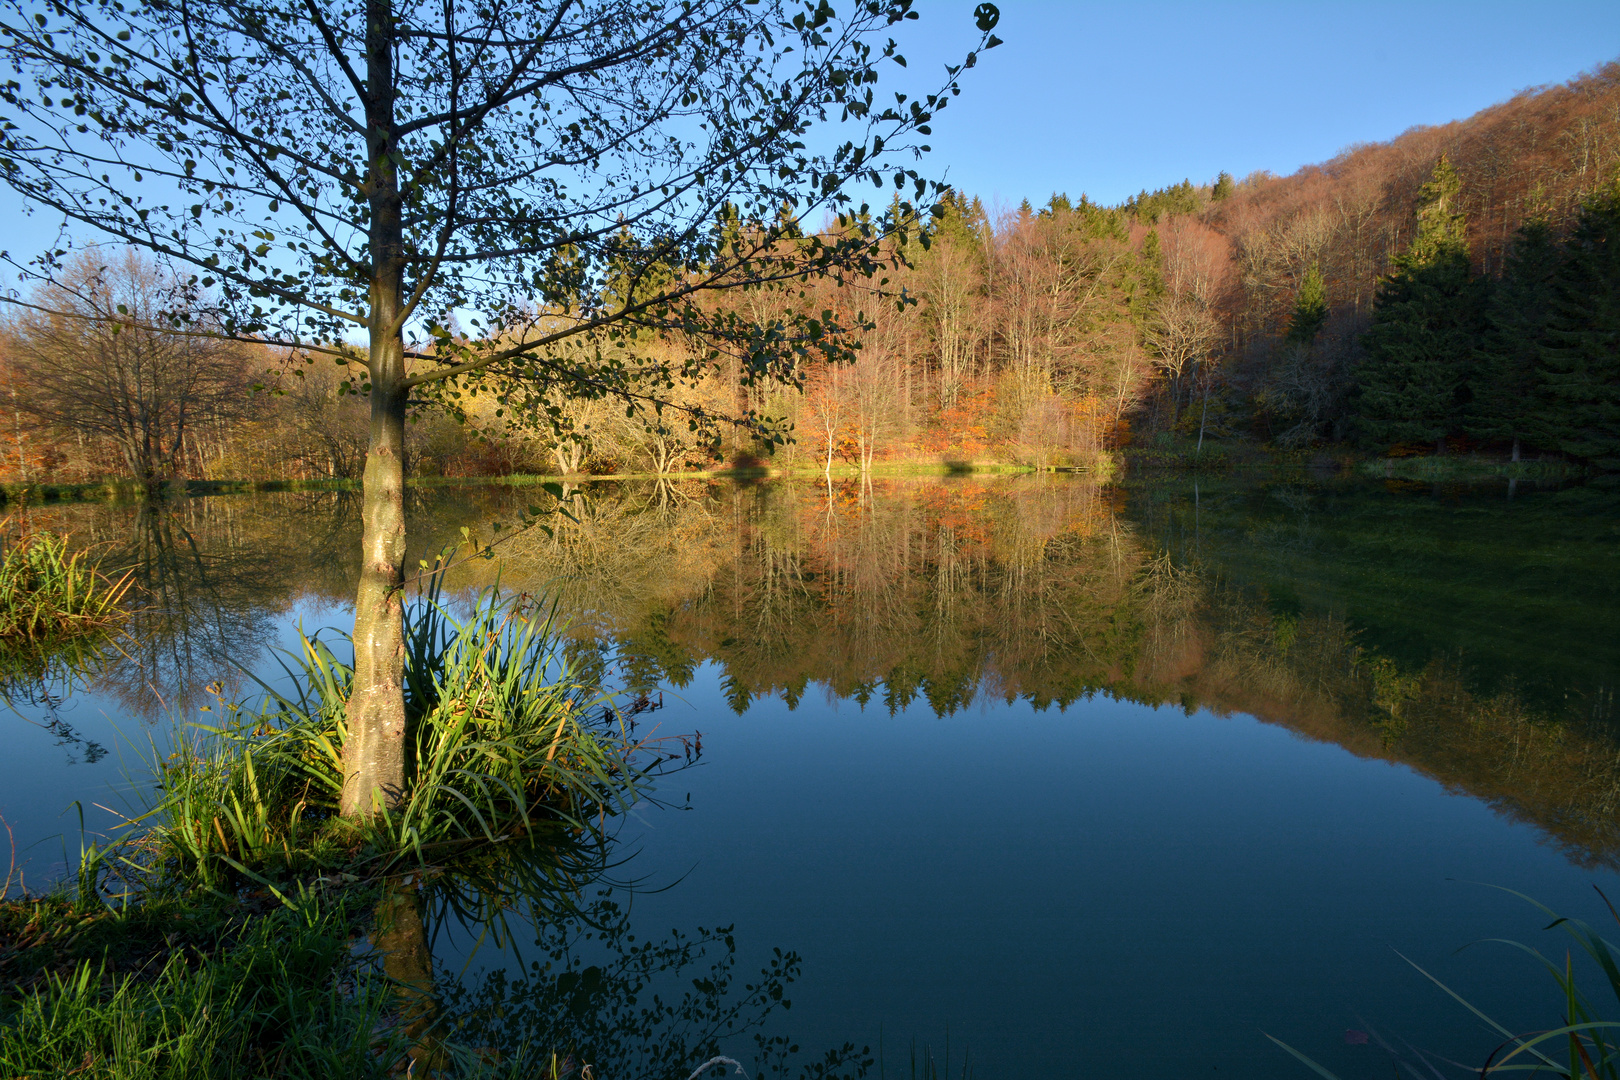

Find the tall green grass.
[
  {"left": 0, "top": 893, "right": 405, "bottom": 1079},
  {"left": 0, "top": 525, "right": 130, "bottom": 705},
  {"left": 0, "top": 524, "right": 130, "bottom": 643},
  {"left": 118, "top": 575, "right": 663, "bottom": 897}
]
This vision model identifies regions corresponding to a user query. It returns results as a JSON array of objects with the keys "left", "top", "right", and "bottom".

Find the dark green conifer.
[
  {"left": 1466, "top": 218, "right": 1559, "bottom": 460},
  {"left": 928, "top": 188, "right": 990, "bottom": 253},
  {"left": 1286, "top": 265, "right": 1329, "bottom": 345},
  {"left": 1354, "top": 156, "right": 1485, "bottom": 452},
  {"left": 1131, "top": 229, "right": 1165, "bottom": 325},
  {"left": 1211, "top": 171, "right": 1235, "bottom": 201},
  {"left": 1538, "top": 183, "right": 1620, "bottom": 469}
]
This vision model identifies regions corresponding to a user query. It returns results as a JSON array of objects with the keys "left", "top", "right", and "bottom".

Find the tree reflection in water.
[
  {"left": 9, "top": 477, "right": 1617, "bottom": 861},
  {"left": 437, "top": 474, "right": 1620, "bottom": 869},
  {"left": 4, "top": 488, "right": 527, "bottom": 720},
  {"left": 363, "top": 837, "right": 870, "bottom": 1080}
]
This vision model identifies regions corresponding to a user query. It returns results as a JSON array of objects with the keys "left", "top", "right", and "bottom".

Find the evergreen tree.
[
  {"left": 1211, "top": 171, "right": 1235, "bottom": 202},
  {"left": 929, "top": 188, "right": 991, "bottom": 253},
  {"left": 1354, "top": 156, "right": 1485, "bottom": 452},
  {"left": 1130, "top": 228, "right": 1166, "bottom": 326},
  {"left": 1404, "top": 155, "right": 1470, "bottom": 264},
  {"left": 1539, "top": 183, "right": 1620, "bottom": 469},
  {"left": 1285, "top": 265, "right": 1329, "bottom": 345},
  {"left": 1126, "top": 180, "right": 1201, "bottom": 224},
  {"left": 1466, "top": 219, "right": 1559, "bottom": 460}
]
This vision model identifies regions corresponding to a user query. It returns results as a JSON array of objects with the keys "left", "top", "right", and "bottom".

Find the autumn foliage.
[{"left": 6, "top": 61, "right": 1620, "bottom": 479}]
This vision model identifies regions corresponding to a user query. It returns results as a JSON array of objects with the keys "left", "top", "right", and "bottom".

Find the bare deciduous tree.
[
  {"left": 1144, "top": 224, "right": 1222, "bottom": 428},
  {"left": 3, "top": 251, "right": 249, "bottom": 489}
]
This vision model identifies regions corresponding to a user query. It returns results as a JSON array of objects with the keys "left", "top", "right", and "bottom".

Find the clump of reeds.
[
  {"left": 122, "top": 577, "right": 665, "bottom": 895},
  {"left": 0, "top": 523, "right": 130, "bottom": 644}
]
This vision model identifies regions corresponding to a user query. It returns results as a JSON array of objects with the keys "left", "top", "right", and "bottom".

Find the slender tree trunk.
[
  {"left": 1511, "top": 436, "right": 1521, "bottom": 463},
  {"left": 1196, "top": 380, "right": 1210, "bottom": 455},
  {"left": 11, "top": 398, "right": 30, "bottom": 482},
  {"left": 341, "top": 0, "right": 410, "bottom": 817}
]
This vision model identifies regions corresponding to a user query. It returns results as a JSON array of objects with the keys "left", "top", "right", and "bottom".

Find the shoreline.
[{"left": 0, "top": 444, "right": 1594, "bottom": 507}]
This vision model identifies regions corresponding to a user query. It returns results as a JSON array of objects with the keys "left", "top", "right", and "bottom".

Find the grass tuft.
[
  {"left": 0, "top": 523, "right": 130, "bottom": 644},
  {"left": 0, "top": 890, "right": 407, "bottom": 1079},
  {"left": 119, "top": 574, "right": 666, "bottom": 897}
]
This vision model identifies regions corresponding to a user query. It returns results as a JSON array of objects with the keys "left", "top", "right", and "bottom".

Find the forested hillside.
[{"left": 3, "top": 61, "right": 1618, "bottom": 483}]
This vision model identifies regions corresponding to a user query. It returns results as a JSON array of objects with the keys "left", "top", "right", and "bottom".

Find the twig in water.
[{"left": 688, "top": 1056, "right": 749, "bottom": 1080}]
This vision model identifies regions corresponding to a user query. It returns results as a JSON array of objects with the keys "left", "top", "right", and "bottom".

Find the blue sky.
[
  {"left": 892, "top": 0, "right": 1620, "bottom": 211},
  {"left": 4, "top": 2, "right": 1617, "bottom": 263}
]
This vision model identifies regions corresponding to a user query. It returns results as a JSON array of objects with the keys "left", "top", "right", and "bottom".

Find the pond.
[{"left": 2, "top": 473, "right": 1618, "bottom": 1078}]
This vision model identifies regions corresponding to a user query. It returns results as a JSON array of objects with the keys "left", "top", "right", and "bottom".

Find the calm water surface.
[{"left": 3, "top": 474, "right": 1618, "bottom": 1078}]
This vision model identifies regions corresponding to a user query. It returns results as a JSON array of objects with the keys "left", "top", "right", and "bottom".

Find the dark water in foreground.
[{"left": 3, "top": 474, "right": 1618, "bottom": 1078}]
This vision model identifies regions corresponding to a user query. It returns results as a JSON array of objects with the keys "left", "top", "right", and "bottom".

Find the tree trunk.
[
  {"left": 343, "top": 372, "right": 408, "bottom": 815},
  {"left": 1511, "top": 436, "right": 1521, "bottom": 463},
  {"left": 1196, "top": 381, "right": 1210, "bottom": 454},
  {"left": 341, "top": 0, "right": 410, "bottom": 817}
]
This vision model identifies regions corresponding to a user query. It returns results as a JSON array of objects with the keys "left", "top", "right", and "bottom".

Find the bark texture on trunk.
[
  {"left": 341, "top": 376, "right": 408, "bottom": 814},
  {"left": 340, "top": 0, "right": 410, "bottom": 816}
]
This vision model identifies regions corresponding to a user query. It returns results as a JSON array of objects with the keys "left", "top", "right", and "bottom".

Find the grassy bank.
[
  {"left": 0, "top": 889, "right": 405, "bottom": 1078},
  {"left": 1120, "top": 433, "right": 1372, "bottom": 474},
  {"left": 0, "top": 461, "right": 1106, "bottom": 508},
  {"left": 1358, "top": 453, "right": 1583, "bottom": 482},
  {"left": 1122, "top": 436, "right": 1595, "bottom": 483},
  {"left": 0, "top": 477, "right": 363, "bottom": 505}
]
